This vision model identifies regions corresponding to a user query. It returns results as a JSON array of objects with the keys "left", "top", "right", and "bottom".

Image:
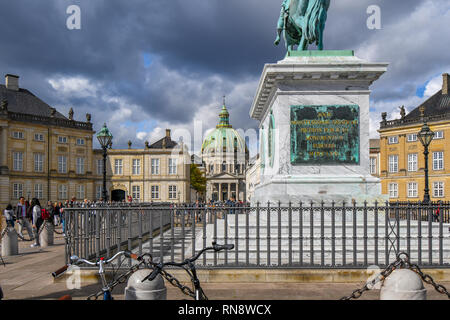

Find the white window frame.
[
  {"left": 58, "top": 136, "right": 68, "bottom": 144},
  {"left": 34, "top": 133, "right": 44, "bottom": 142},
  {"left": 151, "top": 185, "right": 159, "bottom": 199},
  {"left": 132, "top": 159, "right": 141, "bottom": 175},
  {"left": 97, "top": 159, "right": 104, "bottom": 175},
  {"left": 407, "top": 133, "right": 417, "bottom": 142},
  {"left": 434, "top": 131, "right": 444, "bottom": 139},
  {"left": 370, "top": 157, "right": 377, "bottom": 175},
  {"left": 34, "top": 184, "right": 43, "bottom": 199},
  {"left": 407, "top": 182, "right": 418, "bottom": 198},
  {"left": 388, "top": 136, "right": 398, "bottom": 144},
  {"left": 168, "top": 158, "right": 177, "bottom": 175},
  {"left": 388, "top": 183, "right": 398, "bottom": 198},
  {"left": 407, "top": 153, "right": 418, "bottom": 172},
  {"left": 388, "top": 155, "right": 398, "bottom": 173},
  {"left": 114, "top": 159, "right": 123, "bottom": 175},
  {"left": 77, "top": 185, "right": 85, "bottom": 200},
  {"left": 76, "top": 138, "right": 85, "bottom": 146},
  {"left": 34, "top": 153, "right": 44, "bottom": 173},
  {"left": 151, "top": 158, "right": 160, "bottom": 175},
  {"left": 132, "top": 185, "right": 141, "bottom": 200},
  {"left": 433, "top": 152, "right": 444, "bottom": 171},
  {"left": 168, "top": 185, "right": 177, "bottom": 199},
  {"left": 58, "top": 185, "right": 68, "bottom": 200},
  {"left": 13, "top": 152, "right": 24, "bottom": 171},
  {"left": 433, "top": 182, "right": 445, "bottom": 198},
  {"left": 13, "top": 183, "right": 23, "bottom": 199},
  {"left": 76, "top": 157, "right": 85, "bottom": 174},
  {"left": 12, "top": 131, "right": 24, "bottom": 139},
  {"left": 58, "top": 156, "right": 67, "bottom": 173}
]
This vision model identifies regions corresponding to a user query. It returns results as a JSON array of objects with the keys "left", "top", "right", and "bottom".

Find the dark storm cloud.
[{"left": 0, "top": 0, "right": 448, "bottom": 149}]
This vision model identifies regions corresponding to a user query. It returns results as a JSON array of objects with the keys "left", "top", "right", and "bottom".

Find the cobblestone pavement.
[{"left": 0, "top": 226, "right": 449, "bottom": 300}]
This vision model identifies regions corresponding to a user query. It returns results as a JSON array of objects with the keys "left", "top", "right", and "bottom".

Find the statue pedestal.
[{"left": 250, "top": 51, "right": 389, "bottom": 205}]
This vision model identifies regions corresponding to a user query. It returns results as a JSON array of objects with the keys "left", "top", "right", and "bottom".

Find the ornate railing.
[{"left": 8, "top": 112, "right": 93, "bottom": 131}]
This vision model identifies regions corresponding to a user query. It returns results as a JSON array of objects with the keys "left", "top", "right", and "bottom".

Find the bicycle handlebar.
[{"left": 52, "top": 265, "right": 69, "bottom": 278}]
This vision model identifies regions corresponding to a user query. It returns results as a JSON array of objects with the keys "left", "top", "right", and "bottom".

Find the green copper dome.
[{"left": 201, "top": 101, "right": 246, "bottom": 155}]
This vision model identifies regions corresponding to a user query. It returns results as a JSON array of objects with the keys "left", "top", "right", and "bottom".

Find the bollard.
[
  {"left": 39, "top": 222, "right": 54, "bottom": 247},
  {"left": 1, "top": 227, "right": 19, "bottom": 256},
  {"left": 380, "top": 269, "right": 427, "bottom": 300},
  {"left": 124, "top": 269, "right": 167, "bottom": 300}
]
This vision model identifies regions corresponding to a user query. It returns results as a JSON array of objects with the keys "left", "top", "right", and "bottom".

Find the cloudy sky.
[{"left": 1, "top": 0, "right": 449, "bottom": 156}]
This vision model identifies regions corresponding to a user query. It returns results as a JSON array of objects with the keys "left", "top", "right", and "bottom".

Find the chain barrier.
[
  {"left": 341, "top": 252, "right": 450, "bottom": 300},
  {"left": 0, "top": 227, "right": 8, "bottom": 241},
  {"left": 160, "top": 269, "right": 197, "bottom": 299}
]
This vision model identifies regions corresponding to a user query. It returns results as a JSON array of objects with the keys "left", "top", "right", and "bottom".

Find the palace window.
[
  {"left": 58, "top": 185, "right": 68, "bottom": 200},
  {"left": 34, "top": 133, "right": 44, "bottom": 142},
  {"left": 97, "top": 159, "right": 103, "bottom": 175},
  {"left": 58, "top": 156, "right": 67, "bottom": 173},
  {"left": 114, "top": 159, "right": 123, "bottom": 175},
  {"left": 407, "top": 182, "right": 418, "bottom": 198},
  {"left": 388, "top": 155, "right": 398, "bottom": 173},
  {"left": 58, "top": 136, "right": 67, "bottom": 144},
  {"left": 168, "top": 159, "right": 177, "bottom": 175},
  {"left": 76, "top": 138, "right": 85, "bottom": 145},
  {"left": 13, "top": 152, "right": 23, "bottom": 171},
  {"left": 96, "top": 185, "right": 103, "bottom": 200},
  {"left": 433, "top": 182, "right": 445, "bottom": 198},
  {"left": 370, "top": 157, "right": 377, "bottom": 174},
  {"left": 168, "top": 185, "right": 177, "bottom": 199},
  {"left": 407, "top": 133, "right": 418, "bottom": 142},
  {"left": 34, "top": 153, "right": 44, "bottom": 172},
  {"left": 76, "top": 157, "right": 85, "bottom": 174},
  {"left": 151, "top": 159, "right": 160, "bottom": 175},
  {"left": 151, "top": 185, "right": 159, "bottom": 199},
  {"left": 388, "top": 183, "right": 398, "bottom": 198},
  {"left": 12, "top": 131, "right": 24, "bottom": 139},
  {"left": 388, "top": 136, "right": 398, "bottom": 144},
  {"left": 434, "top": 131, "right": 444, "bottom": 139},
  {"left": 132, "top": 186, "right": 141, "bottom": 200},
  {"left": 222, "top": 161, "right": 227, "bottom": 172},
  {"left": 13, "top": 183, "right": 23, "bottom": 199},
  {"left": 433, "top": 152, "right": 444, "bottom": 171},
  {"left": 34, "top": 184, "right": 43, "bottom": 199},
  {"left": 77, "top": 185, "right": 85, "bottom": 200},
  {"left": 132, "top": 159, "right": 141, "bottom": 175},
  {"left": 407, "top": 154, "right": 418, "bottom": 172}
]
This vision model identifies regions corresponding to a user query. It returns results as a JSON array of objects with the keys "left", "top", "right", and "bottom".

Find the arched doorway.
[{"left": 111, "top": 190, "right": 126, "bottom": 202}]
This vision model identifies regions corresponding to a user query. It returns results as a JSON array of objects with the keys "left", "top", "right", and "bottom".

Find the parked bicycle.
[{"left": 52, "top": 242, "right": 234, "bottom": 300}]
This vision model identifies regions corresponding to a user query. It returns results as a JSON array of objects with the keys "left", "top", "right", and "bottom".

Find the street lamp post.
[
  {"left": 417, "top": 120, "right": 434, "bottom": 204},
  {"left": 96, "top": 123, "right": 113, "bottom": 202}
]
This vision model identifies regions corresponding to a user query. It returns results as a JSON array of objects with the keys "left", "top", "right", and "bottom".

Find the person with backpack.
[
  {"left": 3, "top": 204, "right": 15, "bottom": 228},
  {"left": 30, "top": 198, "right": 43, "bottom": 248}
]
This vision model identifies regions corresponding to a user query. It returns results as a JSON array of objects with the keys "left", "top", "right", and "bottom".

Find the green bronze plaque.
[{"left": 291, "top": 105, "right": 360, "bottom": 165}]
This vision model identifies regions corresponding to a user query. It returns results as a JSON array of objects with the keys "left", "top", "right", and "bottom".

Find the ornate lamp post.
[
  {"left": 96, "top": 123, "right": 113, "bottom": 202},
  {"left": 417, "top": 120, "right": 434, "bottom": 204}
]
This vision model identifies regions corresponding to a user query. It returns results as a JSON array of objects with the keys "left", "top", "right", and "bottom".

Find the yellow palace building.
[{"left": 378, "top": 73, "right": 450, "bottom": 202}]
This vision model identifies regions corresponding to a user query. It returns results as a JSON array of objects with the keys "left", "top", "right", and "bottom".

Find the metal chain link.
[
  {"left": 341, "top": 252, "right": 450, "bottom": 300},
  {"left": 159, "top": 269, "right": 197, "bottom": 299}
]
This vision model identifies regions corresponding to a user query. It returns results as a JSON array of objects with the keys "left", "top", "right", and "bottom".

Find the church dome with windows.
[{"left": 201, "top": 102, "right": 247, "bottom": 156}]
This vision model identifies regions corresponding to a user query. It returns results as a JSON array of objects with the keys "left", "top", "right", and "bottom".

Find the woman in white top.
[
  {"left": 3, "top": 204, "right": 15, "bottom": 228},
  {"left": 30, "top": 198, "right": 42, "bottom": 248}
]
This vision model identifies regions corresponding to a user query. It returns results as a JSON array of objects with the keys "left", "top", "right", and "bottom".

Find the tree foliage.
[{"left": 190, "top": 164, "right": 206, "bottom": 194}]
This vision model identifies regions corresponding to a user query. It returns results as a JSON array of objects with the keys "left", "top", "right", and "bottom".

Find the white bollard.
[
  {"left": 380, "top": 269, "right": 427, "bottom": 300},
  {"left": 124, "top": 269, "right": 167, "bottom": 300},
  {"left": 1, "top": 227, "right": 19, "bottom": 256},
  {"left": 39, "top": 222, "right": 54, "bottom": 247}
]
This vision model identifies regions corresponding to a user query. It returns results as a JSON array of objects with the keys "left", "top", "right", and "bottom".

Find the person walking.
[
  {"left": 3, "top": 204, "right": 15, "bottom": 228},
  {"left": 15, "top": 196, "right": 34, "bottom": 240},
  {"left": 30, "top": 198, "right": 42, "bottom": 248}
]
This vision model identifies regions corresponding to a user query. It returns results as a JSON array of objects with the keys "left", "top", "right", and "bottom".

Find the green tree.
[{"left": 190, "top": 164, "right": 206, "bottom": 199}]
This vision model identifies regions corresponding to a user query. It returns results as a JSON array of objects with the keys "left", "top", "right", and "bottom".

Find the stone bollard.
[
  {"left": 124, "top": 269, "right": 167, "bottom": 300},
  {"left": 1, "top": 227, "right": 19, "bottom": 256},
  {"left": 380, "top": 269, "right": 427, "bottom": 300},
  {"left": 39, "top": 222, "right": 54, "bottom": 247}
]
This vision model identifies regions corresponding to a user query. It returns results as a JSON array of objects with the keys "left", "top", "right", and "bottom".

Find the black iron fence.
[{"left": 64, "top": 201, "right": 450, "bottom": 269}]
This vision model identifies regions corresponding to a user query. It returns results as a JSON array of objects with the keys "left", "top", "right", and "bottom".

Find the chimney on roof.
[
  {"left": 166, "top": 129, "right": 171, "bottom": 138},
  {"left": 5, "top": 74, "right": 19, "bottom": 91},
  {"left": 443, "top": 73, "right": 449, "bottom": 95}
]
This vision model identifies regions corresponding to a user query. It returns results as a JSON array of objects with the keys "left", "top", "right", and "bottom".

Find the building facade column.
[
  {"left": 228, "top": 183, "right": 231, "bottom": 201},
  {"left": 219, "top": 183, "right": 222, "bottom": 201}
]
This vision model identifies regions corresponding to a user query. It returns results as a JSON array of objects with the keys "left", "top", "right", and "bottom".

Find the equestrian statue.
[{"left": 274, "top": 0, "right": 331, "bottom": 51}]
